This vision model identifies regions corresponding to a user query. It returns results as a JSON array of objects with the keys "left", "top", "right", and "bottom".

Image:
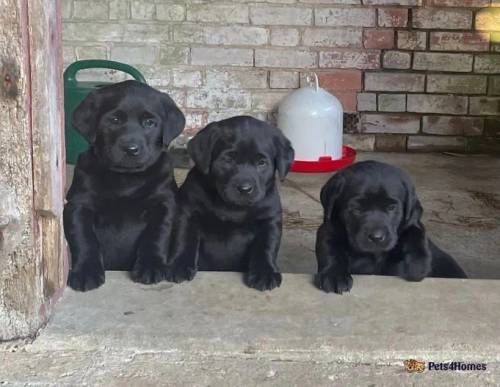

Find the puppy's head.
[
  {"left": 321, "top": 161, "right": 422, "bottom": 254},
  {"left": 188, "top": 116, "right": 294, "bottom": 207},
  {"left": 72, "top": 80, "right": 185, "bottom": 172}
]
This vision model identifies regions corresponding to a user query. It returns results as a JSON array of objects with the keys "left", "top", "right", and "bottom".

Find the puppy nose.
[
  {"left": 237, "top": 183, "right": 254, "bottom": 194},
  {"left": 368, "top": 230, "right": 386, "bottom": 243},
  {"left": 122, "top": 144, "right": 140, "bottom": 156}
]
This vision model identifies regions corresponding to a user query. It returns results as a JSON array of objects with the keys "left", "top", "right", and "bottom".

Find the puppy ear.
[
  {"left": 402, "top": 183, "right": 423, "bottom": 229},
  {"left": 187, "top": 122, "right": 219, "bottom": 175},
  {"left": 72, "top": 90, "right": 102, "bottom": 143},
  {"left": 273, "top": 130, "right": 295, "bottom": 181},
  {"left": 160, "top": 93, "right": 185, "bottom": 145},
  {"left": 320, "top": 173, "right": 345, "bottom": 221}
]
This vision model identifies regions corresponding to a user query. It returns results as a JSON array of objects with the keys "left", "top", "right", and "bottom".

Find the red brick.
[
  {"left": 315, "top": 8, "right": 376, "bottom": 27},
  {"left": 474, "top": 54, "right": 500, "bottom": 73},
  {"left": 407, "top": 94, "right": 468, "bottom": 115},
  {"left": 383, "top": 51, "right": 411, "bottom": 69},
  {"left": 492, "top": 32, "right": 500, "bottom": 52},
  {"left": 357, "top": 93, "right": 377, "bottom": 111},
  {"left": 319, "top": 50, "right": 381, "bottom": 69},
  {"left": 489, "top": 76, "right": 500, "bottom": 96},
  {"left": 329, "top": 91, "right": 358, "bottom": 112},
  {"left": 463, "top": 120, "right": 483, "bottom": 136},
  {"left": 427, "top": 74, "right": 487, "bottom": 94},
  {"left": 413, "top": 52, "right": 473, "bottom": 72},
  {"left": 361, "top": 113, "right": 420, "bottom": 134},
  {"left": 184, "top": 111, "right": 208, "bottom": 131},
  {"left": 422, "top": 116, "right": 483, "bottom": 136},
  {"left": 365, "top": 72, "right": 425, "bottom": 92},
  {"left": 476, "top": 8, "right": 500, "bottom": 32},
  {"left": 430, "top": 32, "right": 490, "bottom": 52},
  {"left": 397, "top": 31, "right": 426, "bottom": 51},
  {"left": 363, "top": 0, "right": 419, "bottom": 4},
  {"left": 378, "top": 94, "right": 406, "bottom": 112},
  {"left": 378, "top": 8, "right": 408, "bottom": 28},
  {"left": 302, "top": 28, "right": 362, "bottom": 48},
  {"left": 484, "top": 118, "right": 500, "bottom": 137},
  {"left": 413, "top": 9, "right": 472, "bottom": 30},
  {"left": 317, "top": 70, "right": 362, "bottom": 92},
  {"left": 407, "top": 136, "right": 466, "bottom": 152},
  {"left": 343, "top": 134, "right": 375, "bottom": 151},
  {"left": 469, "top": 97, "right": 500, "bottom": 115},
  {"left": 363, "top": 29, "right": 394, "bottom": 49},
  {"left": 375, "top": 134, "right": 408, "bottom": 152},
  {"left": 426, "top": 0, "right": 489, "bottom": 6}
]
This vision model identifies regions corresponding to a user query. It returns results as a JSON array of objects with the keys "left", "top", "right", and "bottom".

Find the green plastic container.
[{"left": 64, "top": 60, "right": 147, "bottom": 164}]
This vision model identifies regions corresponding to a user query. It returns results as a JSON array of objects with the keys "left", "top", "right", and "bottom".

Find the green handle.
[{"left": 64, "top": 60, "right": 147, "bottom": 84}]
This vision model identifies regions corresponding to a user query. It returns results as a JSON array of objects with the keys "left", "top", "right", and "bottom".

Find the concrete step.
[{"left": 1, "top": 272, "right": 499, "bottom": 385}]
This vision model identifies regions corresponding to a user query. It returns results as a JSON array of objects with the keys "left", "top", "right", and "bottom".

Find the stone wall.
[{"left": 62, "top": 0, "right": 500, "bottom": 152}]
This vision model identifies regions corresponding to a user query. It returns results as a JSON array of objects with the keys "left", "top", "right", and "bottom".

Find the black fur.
[
  {"left": 165, "top": 116, "right": 294, "bottom": 291},
  {"left": 315, "top": 160, "right": 467, "bottom": 294},
  {"left": 64, "top": 80, "right": 185, "bottom": 291}
]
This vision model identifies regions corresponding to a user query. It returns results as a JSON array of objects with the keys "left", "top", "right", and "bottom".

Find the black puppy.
[
  {"left": 165, "top": 116, "right": 294, "bottom": 290},
  {"left": 316, "top": 160, "right": 466, "bottom": 294},
  {"left": 64, "top": 80, "right": 185, "bottom": 291}
]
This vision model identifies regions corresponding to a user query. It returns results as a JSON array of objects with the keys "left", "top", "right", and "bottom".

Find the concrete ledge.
[
  {"left": 2, "top": 272, "right": 499, "bottom": 385},
  {"left": 30, "top": 272, "right": 500, "bottom": 361}
]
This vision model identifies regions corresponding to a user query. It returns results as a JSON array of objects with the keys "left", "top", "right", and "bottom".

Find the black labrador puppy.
[
  {"left": 64, "top": 80, "right": 185, "bottom": 291},
  {"left": 316, "top": 160, "right": 466, "bottom": 294},
  {"left": 165, "top": 116, "right": 294, "bottom": 290}
]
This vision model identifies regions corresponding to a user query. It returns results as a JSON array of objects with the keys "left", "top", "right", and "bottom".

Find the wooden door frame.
[{"left": 0, "top": 0, "right": 66, "bottom": 341}]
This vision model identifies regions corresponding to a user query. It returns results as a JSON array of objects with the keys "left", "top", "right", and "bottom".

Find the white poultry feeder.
[{"left": 278, "top": 73, "right": 356, "bottom": 173}]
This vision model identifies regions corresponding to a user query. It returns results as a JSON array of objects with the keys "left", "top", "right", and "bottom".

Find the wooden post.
[{"left": 0, "top": 0, "right": 65, "bottom": 340}]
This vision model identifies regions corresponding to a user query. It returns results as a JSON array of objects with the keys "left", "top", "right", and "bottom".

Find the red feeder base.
[{"left": 290, "top": 145, "right": 356, "bottom": 173}]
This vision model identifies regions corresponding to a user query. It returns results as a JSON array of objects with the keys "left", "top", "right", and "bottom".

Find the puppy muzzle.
[
  {"left": 217, "top": 177, "right": 263, "bottom": 207},
  {"left": 353, "top": 226, "right": 397, "bottom": 253}
]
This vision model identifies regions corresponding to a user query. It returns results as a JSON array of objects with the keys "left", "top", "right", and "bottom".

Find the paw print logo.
[{"left": 404, "top": 359, "right": 426, "bottom": 373}]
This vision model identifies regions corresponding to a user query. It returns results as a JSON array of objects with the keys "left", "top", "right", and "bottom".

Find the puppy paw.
[
  {"left": 400, "top": 255, "right": 431, "bottom": 282},
  {"left": 68, "top": 268, "right": 105, "bottom": 292},
  {"left": 245, "top": 271, "right": 282, "bottom": 291},
  {"left": 131, "top": 260, "right": 167, "bottom": 284},
  {"left": 315, "top": 271, "right": 353, "bottom": 294},
  {"left": 165, "top": 263, "right": 197, "bottom": 283}
]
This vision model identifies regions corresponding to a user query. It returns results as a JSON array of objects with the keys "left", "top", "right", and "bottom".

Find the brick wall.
[{"left": 62, "top": 0, "right": 500, "bottom": 152}]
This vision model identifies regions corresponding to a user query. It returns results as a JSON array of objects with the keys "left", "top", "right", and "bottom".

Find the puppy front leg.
[
  {"left": 64, "top": 203, "right": 104, "bottom": 291},
  {"left": 165, "top": 211, "right": 199, "bottom": 283},
  {"left": 315, "top": 222, "right": 353, "bottom": 294},
  {"left": 131, "top": 202, "right": 174, "bottom": 284},
  {"left": 397, "top": 224, "right": 432, "bottom": 281},
  {"left": 245, "top": 218, "right": 282, "bottom": 291}
]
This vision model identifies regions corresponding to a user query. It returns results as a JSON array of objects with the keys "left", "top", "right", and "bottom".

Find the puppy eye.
[
  {"left": 110, "top": 116, "right": 120, "bottom": 124},
  {"left": 142, "top": 118, "right": 157, "bottom": 128},
  {"left": 257, "top": 159, "right": 268, "bottom": 167},
  {"left": 222, "top": 152, "right": 236, "bottom": 163},
  {"left": 387, "top": 204, "right": 397, "bottom": 211}
]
